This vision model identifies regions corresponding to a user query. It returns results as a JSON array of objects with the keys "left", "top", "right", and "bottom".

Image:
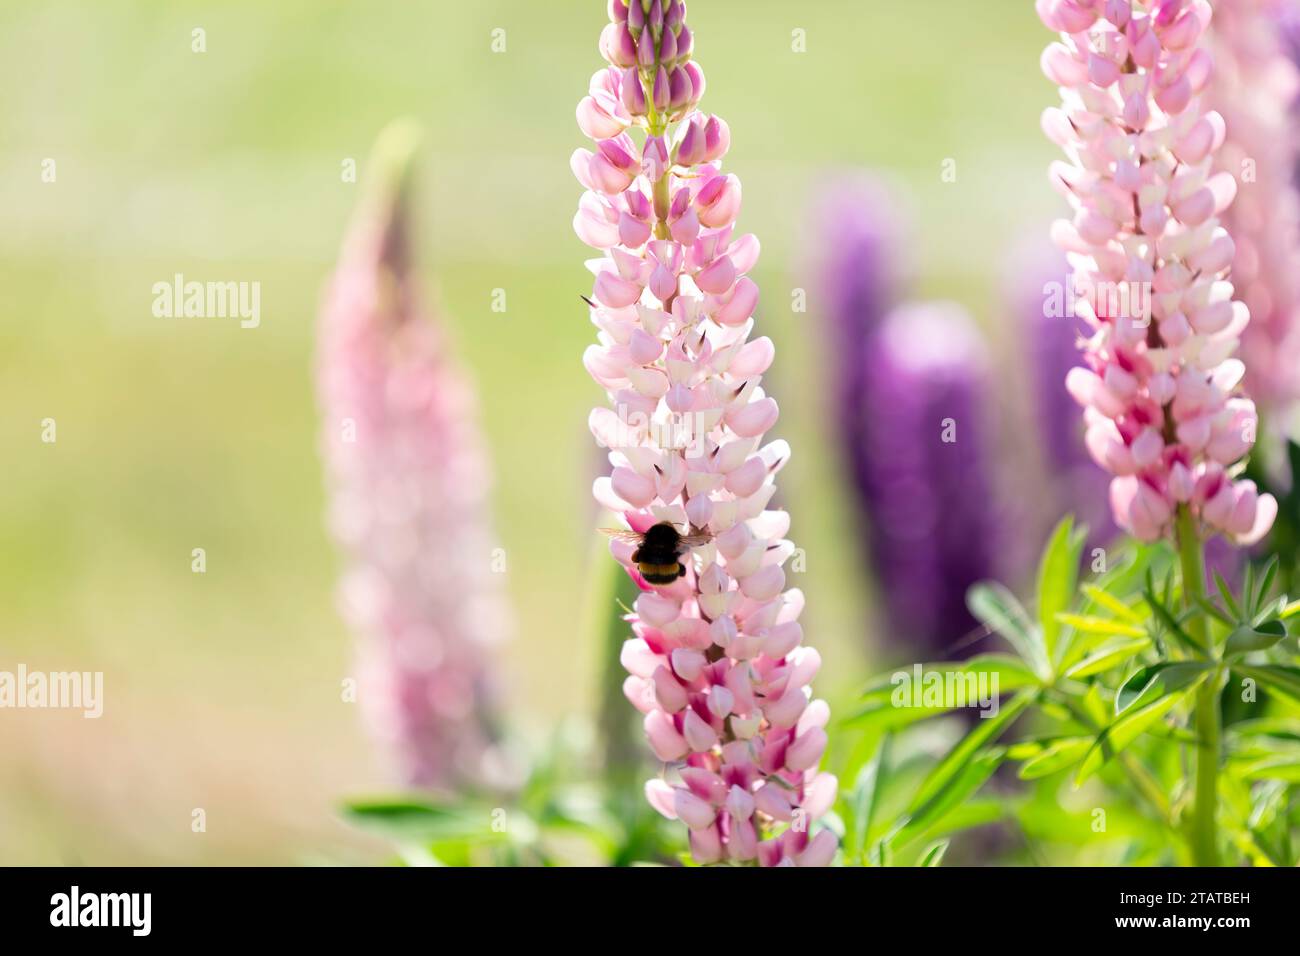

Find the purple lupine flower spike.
[
  {"left": 808, "top": 175, "right": 905, "bottom": 502},
  {"left": 859, "top": 302, "right": 1000, "bottom": 658},
  {"left": 1012, "top": 238, "right": 1117, "bottom": 545},
  {"left": 317, "top": 123, "right": 511, "bottom": 792}
]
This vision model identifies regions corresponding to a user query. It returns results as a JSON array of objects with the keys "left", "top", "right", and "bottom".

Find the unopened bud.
[
  {"left": 621, "top": 67, "right": 648, "bottom": 116},
  {"left": 653, "top": 66, "right": 670, "bottom": 112}
]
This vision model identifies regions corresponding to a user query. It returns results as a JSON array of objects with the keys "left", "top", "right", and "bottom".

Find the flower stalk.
[
  {"left": 573, "top": 0, "right": 837, "bottom": 865},
  {"left": 1174, "top": 505, "right": 1219, "bottom": 865},
  {"left": 318, "top": 122, "right": 510, "bottom": 793},
  {"left": 1036, "top": 0, "right": 1285, "bottom": 867}
]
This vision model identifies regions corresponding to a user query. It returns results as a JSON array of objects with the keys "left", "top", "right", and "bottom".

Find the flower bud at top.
[
  {"left": 659, "top": 23, "right": 678, "bottom": 63},
  {"left": 652, "top": 66, "right": 670, "bottom": 112},
  {"left": 636, "top": 21, "right": 657, "bottom": 67},
  {"left": 649, "top": 0, "right": 664, "bottom": 38},
  {"left": 666, "top": 0, "right": 684, "bottom": 32}
]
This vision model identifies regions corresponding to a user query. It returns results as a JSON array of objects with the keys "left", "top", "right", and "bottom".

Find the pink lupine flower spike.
[
  {"left": 1038, "top": 0, "right": 1278, "bottom": 547},
  {"left": 319, "top": 123, "right": 510, "bottom": 793},
  {"left": 574, "top": 0, "right": 838, "bottom": 866}
]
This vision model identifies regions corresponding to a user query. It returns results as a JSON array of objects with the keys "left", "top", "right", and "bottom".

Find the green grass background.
[{"left": 0, "top": 0, "right": 1060, "bottom": 863}]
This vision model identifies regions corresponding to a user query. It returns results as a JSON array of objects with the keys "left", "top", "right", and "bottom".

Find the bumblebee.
[{"left": 602, "top": 522, "right": 713, "bottom": 585}]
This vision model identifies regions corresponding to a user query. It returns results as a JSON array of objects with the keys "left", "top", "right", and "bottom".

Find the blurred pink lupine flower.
[
  {"left": 318, "top": 123, "right": 510, "bottom": 792},
  {"left": 574, "top": 0, "right": 837, "bottom": 867},
  {"left": 1207, "top": 0, "right": 1300, "bottom": 416},
  {"left": 1037, "top": 0, "right": 1278, "bottom": 546}
]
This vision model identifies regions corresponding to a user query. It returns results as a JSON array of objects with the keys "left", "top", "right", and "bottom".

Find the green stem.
[{"left": 1175, "top": 505, "right": 1219, "bottom": 867}]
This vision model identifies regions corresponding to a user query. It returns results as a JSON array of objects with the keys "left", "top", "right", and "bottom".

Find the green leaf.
[
  {"left": 1214, "top": 571, "right": 1243, "bottom": 621},
  {"left": 1253, "top": 557, "right": 1280, "bottom": 617},
  {"left": 907, "top": 690, "right": 1035, "bottom": 814},
  {"left": 1237, "top": 758, "right": 1300, "bottom": 783},
  {"left": 847, "top": 654, "right": 1038, "bottom": 729},
  {"left": 1018, "top": 736, "right": 1093, "bottom": 779},
  {"left": 1064, "top": 637, "right": 1151, "bottom": 679},
  {"left": 895, "top": 749, "right": 1005, "bottom": 849},
  {"left": 1075, "top": 677, "right": 1206, "bottom": 786},
  {"left": 1229, "top": 718, "right": 1300, "bottom": 743},
  {"left": 1037, "top": 517, "right": 1085, "bottom": 668},
  {"left": 1194, "top": 597, "right": 1236, "bottom": 628},
  {"left": 1280, "top": 600, "right": 1300, "bottom": 621},
  {"left": 1081, "top": 584, "right": 1144, "bottom": 623},
  {"left": 919, "top": 840, "right": 950, "bottom": 867},
  {"left": 847, "top": 735, "right": 890, "bottom": 865},
  {"left": 1143, "top": 585, "right": 1207, "bottom": 657},
  {"left": 1055, "top": 614, "right": 1146, "bottom": 638},
  {"left": 1224, "top": 619, "right": 1287, "bottom": 658},
  {"left": 967, "top": 583, "right": 1049, "bottom": 678},
  {"left": 344, "top": 799, "right": 506, "bottom": 843},
  {"left": 1115, "top": 662, "right": 1210, "bottom": 714}
]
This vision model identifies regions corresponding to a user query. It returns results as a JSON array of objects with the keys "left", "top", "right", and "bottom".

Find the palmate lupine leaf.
[
  {"left": 1142, "top": 577, "right": 1208, "bottom": 657},
  {"left": 844, "top": 734, "right": 891, "bottom": 866},
  {"left": 906, "top": 690, "right": 1036, "bottom": 816},
  {"left": 1036, "top": 516, "right": 1087, "bottom": 669},
  {"left": 1194, "top": 596, "right": 1237, "bottom": 628},
  {"left": 1063, "top": 637, "right": 1151, "bottom": 679},
  {"left": 1080, "top": 583, "right": 1145, "bottom": 623},
  {"left": 1017, "top": 736, "right": 1093, "bottom": 780},
  {"left": 1215, "top": 571, "right": 1244, "bottom": 621},
  {"left": 892, "top": 749, "right": 1007, "bottom": 851},
  {"left": 1252, "top": 556, "right": 1280, "bottom": 618},
  {"left": 846, "top": 654, "right": 1039, "bottom": 731},
  {"left": 1074, "top": 674, "right": 1209, "bottom": 787},
  {"left": 1055, "top": 614, "right": 1147, "bottom": 638},
  {"left": 1115, "top": 662, "right": 1213, "bottom": 715},
  {"left": 1224, "top": 619, "right": 1288, "bottom": 658},
  {"left": 967, "top": 584, "right": 1050, "bottom": 679}
]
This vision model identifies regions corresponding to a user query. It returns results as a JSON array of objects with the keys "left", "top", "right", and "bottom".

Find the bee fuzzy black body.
[
  {"left": 632, "top": 523, "right": 691, "bottom": 585},
  {"left": 602, "top": 522, "right": 713, "bottom": 587}
]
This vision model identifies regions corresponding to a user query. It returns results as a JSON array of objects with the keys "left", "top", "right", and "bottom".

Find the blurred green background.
[{"left": 0, "top": 0, "right": 1060, "bottom": 863}]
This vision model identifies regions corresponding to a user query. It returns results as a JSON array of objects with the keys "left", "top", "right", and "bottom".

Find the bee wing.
[
  {"left": 598, "top": 528, "right": 646, "bottom": 545},
  {"left": 676, "top": 531, "right": 714, "bottom": 551}
]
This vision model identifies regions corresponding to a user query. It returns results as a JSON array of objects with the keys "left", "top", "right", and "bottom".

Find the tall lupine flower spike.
[
  {"left": 1207, "top": 0, "right": 1300, "bottom": 416},
  {"left": 1037, "top": 0, "right": 1278, "bottom": 546},
  {"left": 318, "top": 122, "right": 510, "bottom": 792},
  {"left": 858, "top": 302, "right": 1000, "bottom": 659},
  {"left": 574, "top": 0, "right": 837, "bottom": 867},
  {"left": 808, "top": 176, "right": 903, "bottom": 515}
]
